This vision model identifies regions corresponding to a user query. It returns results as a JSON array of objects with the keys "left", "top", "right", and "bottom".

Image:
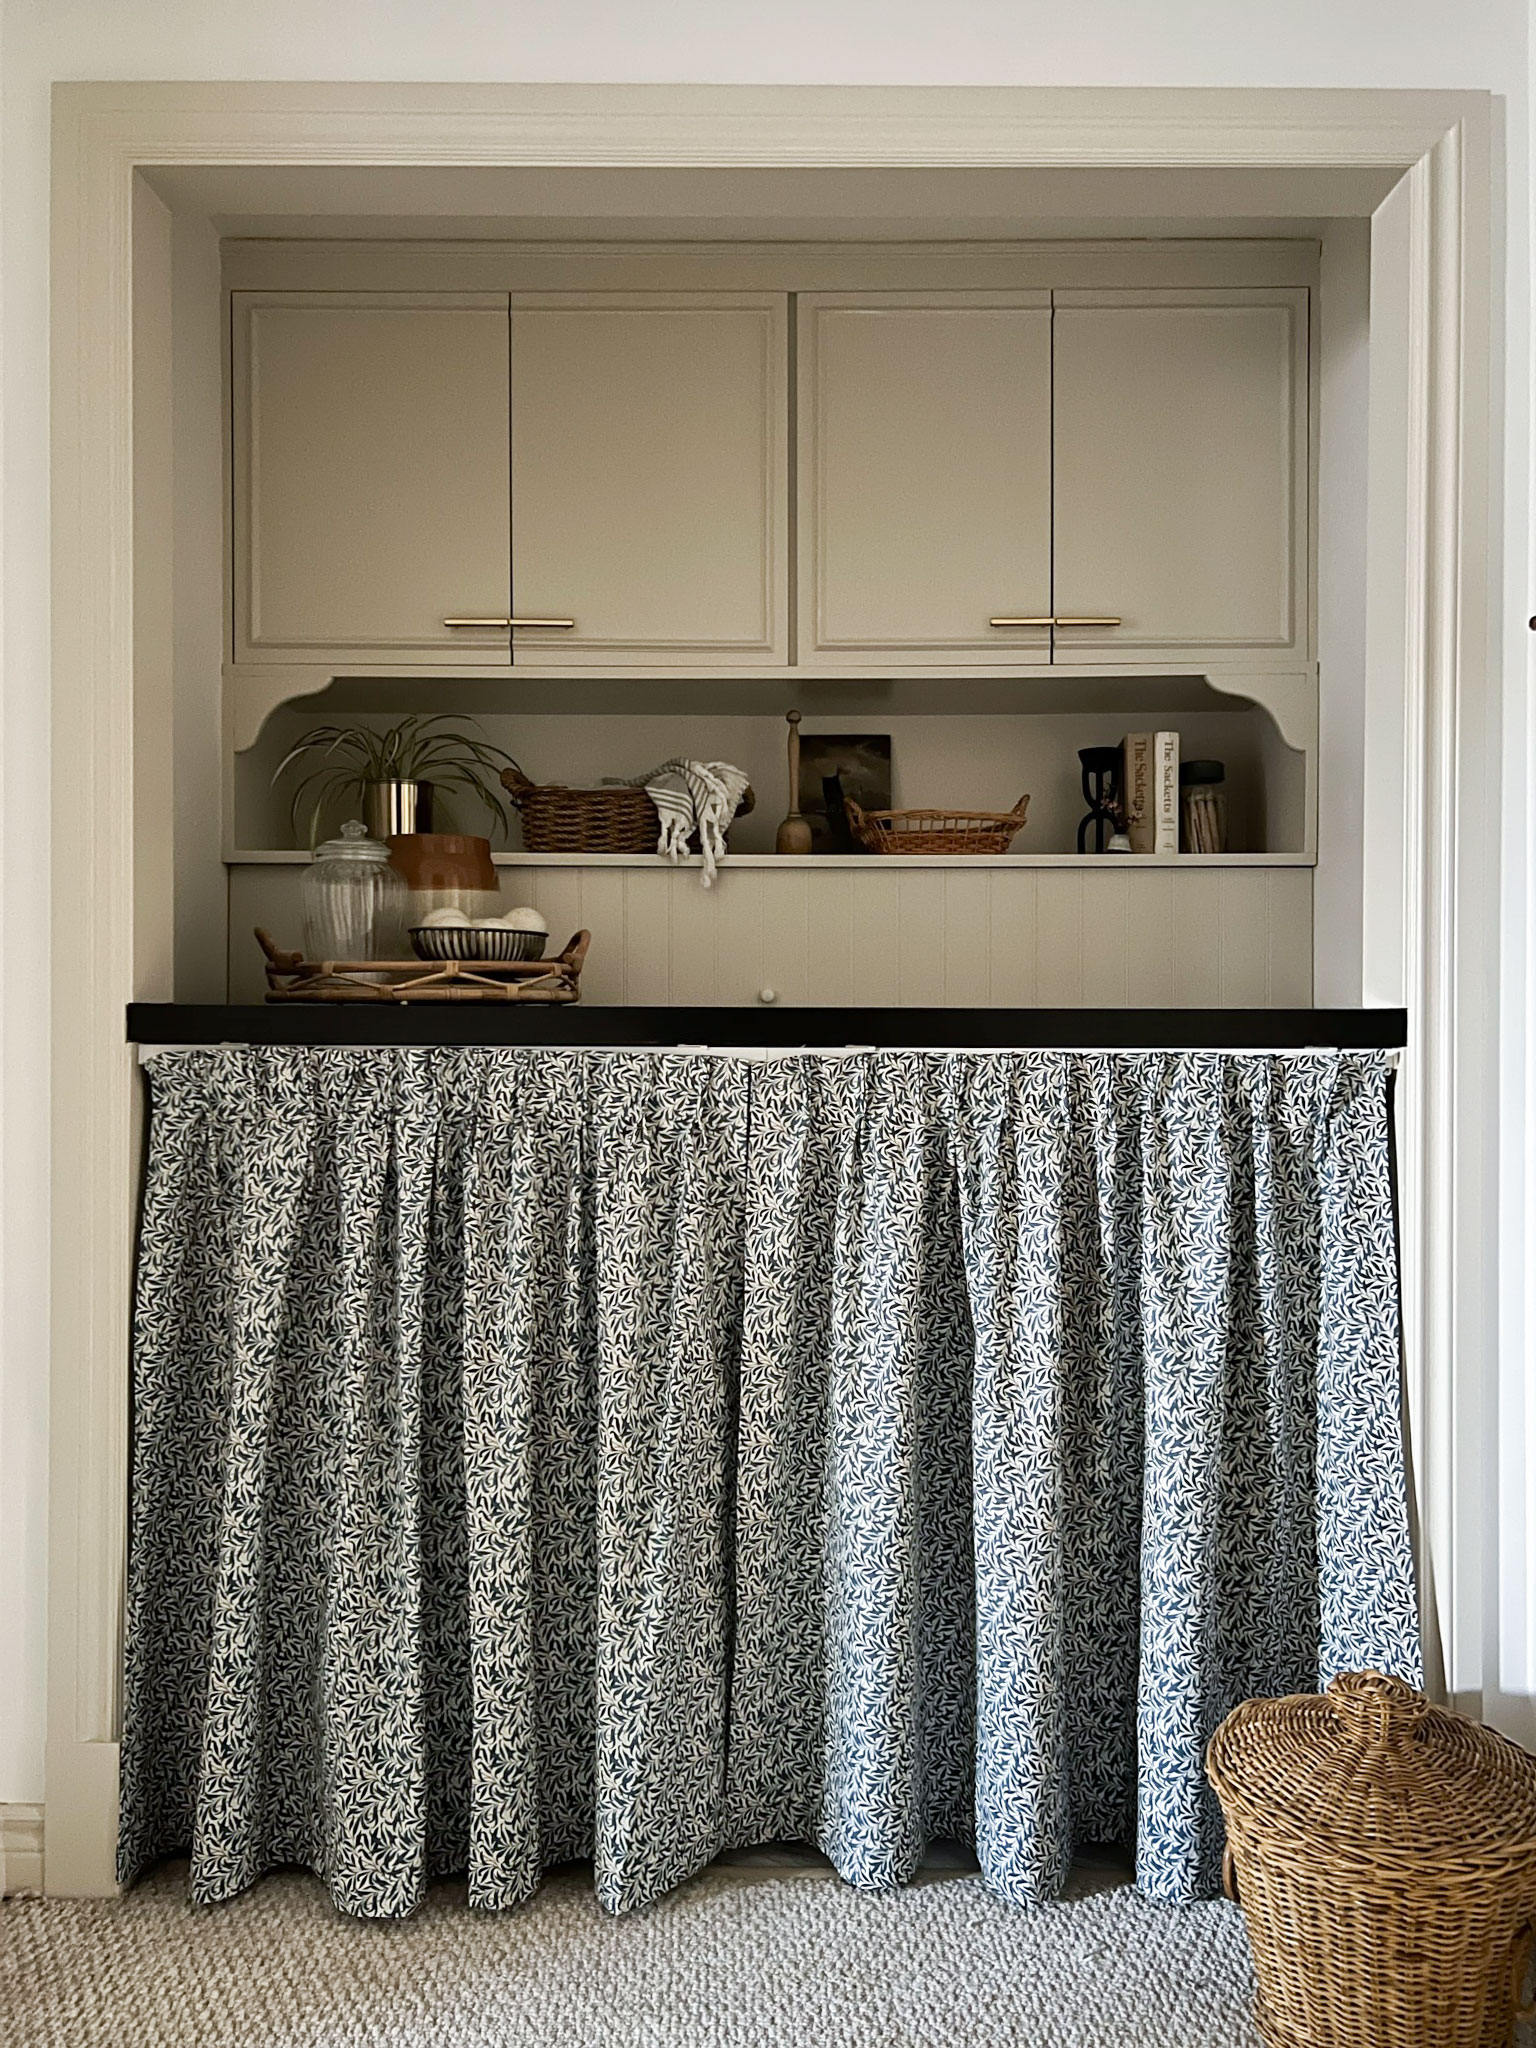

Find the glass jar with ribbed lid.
[{"left": 301, "top": 819, "right": 407, "bottom": 961}]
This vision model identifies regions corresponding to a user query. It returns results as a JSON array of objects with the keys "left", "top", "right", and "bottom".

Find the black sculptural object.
[{"left": 1077, "top": 745, "right": 1122, "bottom": 854}]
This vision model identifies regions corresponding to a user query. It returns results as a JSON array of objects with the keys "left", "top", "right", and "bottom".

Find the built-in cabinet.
[
  {"left": 797, "top": 286, "right": 1308, "bottom": 666},
  {"left": 1050, "top": 291, "right": 1307, "bottom": 665},
  {"left": 235, "top": 293, "right": 512, "bottom": 663},
  {"left": 233, "top": 269, "right": 1310, "bottom": 677},
  {"left": 798, "top": 294, "right": 1054, "bottom": 658},
  {"left": 235, "top": 290, "right": 787, "bottom": 668},
  {"left": 507, "top": 295, "right": 787, "bottom": 661},
  {"left": 219, "top": 241, "right": 1322, "bottom": 1010}
]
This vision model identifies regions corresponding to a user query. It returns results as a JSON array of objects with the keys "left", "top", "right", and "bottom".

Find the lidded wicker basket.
[{"left": 1207, "top": 1672, "right": 1536, "bottom": 2048}]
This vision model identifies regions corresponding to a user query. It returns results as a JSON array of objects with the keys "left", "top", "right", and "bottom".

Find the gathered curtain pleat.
[{"left": 121, "top": 1046, "right": 1418, "bottom": 1919}]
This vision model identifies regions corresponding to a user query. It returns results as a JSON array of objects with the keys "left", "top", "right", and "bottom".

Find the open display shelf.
[
  {"left": 224, "top": 668, "right": 1319, "bottom": 1009},
  {"left": 228, "top": 670, "right": 1316, "bottom": 864}
]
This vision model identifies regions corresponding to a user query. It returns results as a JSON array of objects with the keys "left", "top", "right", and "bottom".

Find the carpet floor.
[{"left": 2, "top": 1852, "right": 1264, "bottom": 2048}]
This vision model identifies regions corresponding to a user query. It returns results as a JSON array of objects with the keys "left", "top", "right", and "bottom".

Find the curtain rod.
[
  {"left": 127, "top": 1003, "right": 1409, "bottom": 1054},
  {"left": 138, "top": 1043, "right": 1401, "bottom": 1068}
]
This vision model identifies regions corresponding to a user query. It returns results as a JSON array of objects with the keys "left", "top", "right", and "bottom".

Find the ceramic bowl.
[{"left": 409, "top": 925, "right": 547, "bottom": 963}]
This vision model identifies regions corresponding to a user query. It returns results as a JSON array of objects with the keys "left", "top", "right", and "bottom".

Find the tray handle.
[{"left": 255, "top": 926, "right": 303, "bottom": 972}]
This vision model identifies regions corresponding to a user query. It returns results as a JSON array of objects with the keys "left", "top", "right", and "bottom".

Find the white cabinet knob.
[{"left": 758, "top": 987, "right": 778, "bottom": 1005}]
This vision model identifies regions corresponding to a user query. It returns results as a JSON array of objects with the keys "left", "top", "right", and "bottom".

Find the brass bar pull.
[
  {"left": 443, "top": 615, "right": 579, "bottom": 630},
  {"left": 988, "top": 614, "right": 1122, "bottom": 628}
]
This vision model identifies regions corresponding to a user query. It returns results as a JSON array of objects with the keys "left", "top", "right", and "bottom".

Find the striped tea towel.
[{"left": 637, "top": 759, "right": 750, "bottom": 886}]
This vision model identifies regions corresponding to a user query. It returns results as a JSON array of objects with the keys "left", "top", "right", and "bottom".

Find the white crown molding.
[
  {"left": 46, "top": 79, "right": 1497, "bottom": 1893},
  {"left": 2, "top": 1805, "right": 45, "bottom": 1898},
  {"left": 54, "top": 81, "right": 1487, "bottom": 172}
]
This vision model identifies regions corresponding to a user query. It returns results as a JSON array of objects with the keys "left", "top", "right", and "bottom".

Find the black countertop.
[{"left": 128, "top": 1004, "right": 1408, "bottom": 1050}]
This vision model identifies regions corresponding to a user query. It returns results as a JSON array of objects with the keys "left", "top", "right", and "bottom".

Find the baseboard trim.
[{"left": 2, "top": 1803, "right": 44, "bottom": 1897}]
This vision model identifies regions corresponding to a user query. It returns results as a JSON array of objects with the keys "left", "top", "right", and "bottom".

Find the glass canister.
[
  {"left": 1180, "top": 760, "right": 1228, "bottom": 854},
  {"left": 301, "top": 819, "right": 408, "bottom": 960}
]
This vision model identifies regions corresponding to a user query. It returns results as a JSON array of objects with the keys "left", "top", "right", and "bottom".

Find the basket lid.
[{"left": 1207, "top": 1672, "right": 1536, "bottom": 1867}]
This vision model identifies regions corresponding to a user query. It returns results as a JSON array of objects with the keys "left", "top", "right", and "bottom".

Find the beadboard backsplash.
[{"left": 229, "top": 861, "right": 1312, "bottom": 1009}]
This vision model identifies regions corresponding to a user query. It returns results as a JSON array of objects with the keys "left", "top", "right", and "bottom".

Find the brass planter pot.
[{"left": 363, "top": 779, "right": 433, "bottom": 839}]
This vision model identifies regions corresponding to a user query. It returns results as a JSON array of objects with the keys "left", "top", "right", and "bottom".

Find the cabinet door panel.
[
  {"left": 800, "top": 295, "right": 1052, "bottom": 661},
  {"left": 235, "top": 293, "right": 511, "bottom": 664},
  {"left": 1052, "top": 289, "right": 1308, "bottom": 665},
  {"left": 509, "top": 297, "right": 786, "bottom": 662}
]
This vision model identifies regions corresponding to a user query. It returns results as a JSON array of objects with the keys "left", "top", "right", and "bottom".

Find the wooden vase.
[{"left": 775, "top": 710, "right": 814, "bottom": 854}]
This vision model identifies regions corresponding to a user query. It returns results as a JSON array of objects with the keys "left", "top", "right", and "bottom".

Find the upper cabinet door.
[
  {"left": 508, "top": 295, "right": 788, "bottom": 664},
  {"left": 1052, "top": 289, "right": 1309, "bottom": 667},
  {"left": 233, "top": 293, "right": 512, "bottom": 665},
  {"left": 798, "top": 294, "right": 1053, "bottom": 663}
]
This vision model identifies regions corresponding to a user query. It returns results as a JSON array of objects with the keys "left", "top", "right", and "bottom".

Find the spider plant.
[{"left": 271, "top": 714, "right": 522, "bottom": 846}]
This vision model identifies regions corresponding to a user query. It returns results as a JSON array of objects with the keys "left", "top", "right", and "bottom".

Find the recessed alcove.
[{"left": 45, "top": 86, "right": 1498, "bottom": 1898}]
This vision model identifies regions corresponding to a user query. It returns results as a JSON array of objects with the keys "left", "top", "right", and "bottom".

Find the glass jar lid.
[{"left": 312, "top": 819, "right": 391, "bottom": 863}]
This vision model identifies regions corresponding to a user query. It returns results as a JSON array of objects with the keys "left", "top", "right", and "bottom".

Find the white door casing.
[{"left": 48, "top": 83, "right": 1499, "bottom": 1894}]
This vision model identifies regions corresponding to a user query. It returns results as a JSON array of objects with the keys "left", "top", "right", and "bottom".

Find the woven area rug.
[{"left": 2, "top": 1854, "right": 1263, "bottom": 2048}]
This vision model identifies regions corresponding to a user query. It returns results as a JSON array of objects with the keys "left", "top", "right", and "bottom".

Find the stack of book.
[
  {"left": 1120, "top": 731, "right": 1180, "bottom": 854},
  {"left": 1182, "top": 780, "right": 1225, "bottom": 852}
]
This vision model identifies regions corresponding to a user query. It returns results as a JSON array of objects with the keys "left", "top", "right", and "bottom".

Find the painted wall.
[{"left": 0, "top": 0, "right": 1528, "bottom": 1806}]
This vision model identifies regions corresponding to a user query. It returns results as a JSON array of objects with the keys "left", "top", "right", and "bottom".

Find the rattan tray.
[{"left": 256, "top": 927, "right": 589, "bottom": 1003}]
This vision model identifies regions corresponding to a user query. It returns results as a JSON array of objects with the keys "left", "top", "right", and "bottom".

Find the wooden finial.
[{"left": 775, "top": 708, "right": 813, "bottom": 855}]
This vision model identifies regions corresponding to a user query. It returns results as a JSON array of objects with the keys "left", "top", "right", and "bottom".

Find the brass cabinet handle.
[
  {"left": 443, "top": 616, "right": 578, "bottom": 629},
  {"left": 988, "top": 615, "right": 1122, "bottom": 628}
]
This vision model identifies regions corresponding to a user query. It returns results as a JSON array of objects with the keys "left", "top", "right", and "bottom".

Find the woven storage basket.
[
  {"left": 501, "top": 764, "right": 657, "bottom": 853},
  {"left": 844, "top": 794, "right": 1029, "bottom": 855},
  {"left": 501, "top": 765, "right": 755, "bottom": 855},
  {"left": 1207, "top": 1671, "right": 1536, "bottom": 2048}
]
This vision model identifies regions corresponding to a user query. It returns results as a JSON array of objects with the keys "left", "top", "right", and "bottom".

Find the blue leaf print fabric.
[{"left": 120, "top": 1046, "right": 1418, "bottom": 1918}]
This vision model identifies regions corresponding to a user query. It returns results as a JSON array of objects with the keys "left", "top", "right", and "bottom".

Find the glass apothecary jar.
[{"left": 302, "top": 819, "right": 408, "bottom": 960}]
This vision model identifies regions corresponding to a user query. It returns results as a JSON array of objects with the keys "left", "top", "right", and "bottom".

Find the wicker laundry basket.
[{"left": 1207, "top": 1671, "right": 1536, "bottom": 2048}]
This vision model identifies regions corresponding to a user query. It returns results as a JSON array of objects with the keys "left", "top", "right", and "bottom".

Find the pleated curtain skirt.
[{"left": 119, "top": 1047, "right": 1419, "bottom": 1918}]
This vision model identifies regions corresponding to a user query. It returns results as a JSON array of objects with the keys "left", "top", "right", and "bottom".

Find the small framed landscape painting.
[{"left": 796, "top": 734, "right": 893, "bottom": 853}]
